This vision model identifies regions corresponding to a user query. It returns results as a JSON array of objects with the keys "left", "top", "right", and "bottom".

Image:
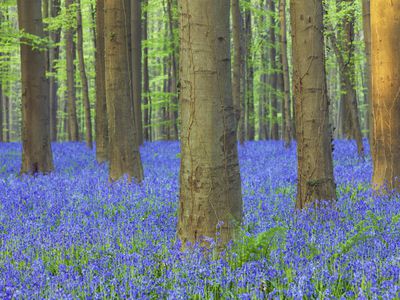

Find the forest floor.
[{"left": 0, "top": 141, "right": 399, "bottom": 299}]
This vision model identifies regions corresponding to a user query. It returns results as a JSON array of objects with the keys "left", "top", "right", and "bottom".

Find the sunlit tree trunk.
[
  {"left": 65, "top": 0, "right": 79, "bottom": 141},
  {"left": 18, "top": 0, "right": 54, "bottom": 174},
  {"left": 76, "top": 0, "right": 93, "bottom": 149},
  {"left": 178, "top": 0, "right": 243, "bottom": 247},
  {"left": 290, "top": 0, "right": 336, "bottom": 209},
  {"left": 95, "top": 0, "right": 108, "bottom": 162},
  {"left": 105, "top": 0, "right": 144, "bottom": 182},
  {"left": 371, "top": 0, "right": 400, "bottom": 190}
]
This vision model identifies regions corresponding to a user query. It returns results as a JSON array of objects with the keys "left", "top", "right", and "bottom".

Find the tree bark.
[
  {"left": 362, "top": 0, "right": 373, "bottom": 148},
  {"left": 49, "top": 0, "right": 61, "bottom": 141},
  {"left": 105, "top": 0, "right": 144, "bottom": 182},
  {"left": 142, "top": 0, "right": 151, "bottom": 141},
  {"left": 95, "top": 0, "right": 108, "bottom": 162},
  {"left": 371, "top": 0, "right": 400, "bottom": 190},
  {"left": 290, "top": 0, "right": 336, "bottom": 209},
  {"left": 178, "top": 0, "right": 243, "bottom": 247},
  {"left": 279, "top": 0, "right": 291, "bottom": 147},
  {"left": 244, "top": 6, "right": 255, "bottom": 141},
  {"left": 231, "top": 0, "right": 242, "bottom": 129},
  {"left": 166, "top": 0, "right": 178, "bottom": 140},
  {"left": 76, "top": 0, "right": 93, "bottom": 149},
  {"left": 132, "top": 0, "right": 144, "bottom": 145},
  {"left": 18, "top": 0, "right": 54, "bottom": 174},
  {"left": 65, "top": 0, "right": 79, "bottom": 141},
  {"left": 269, "top": 0, "right": 279, "bottom": 140}
]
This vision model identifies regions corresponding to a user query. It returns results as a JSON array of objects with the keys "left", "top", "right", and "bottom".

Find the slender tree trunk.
[
  {"left": 291, "top": 0, "right": 336, "bottom": 209},
  {"left": 132, "top": 0, "right": 144, "bottom": 145},
  {"left": 231, "top": 0, "right": 242, "bottom": 129},
  {"left": 328, "top": 7, "right": 364, "bottom": 157},
  {"left": 279, "top": 0, "right": 291, "bottom": 147},
  {"left": 238, "top": 14, "right": 246, "bottom": 144},
  {"left": 49, "top": 0, "right": 61, "bottom": 141},
  {"left": 178, "top": 0, "right": 243, "bottom": 247},
  {"left": 371, "top": 0, "right": 400, "bottom": 190},
  {"left": 65, "top": 0, "right": 79, "bottom": 141},
  {"left": 143, "top": 0, "right": 150, "bottom": 141},
  {"left": 167, "top": 0, "right": 178, "bottom": 140},
  {"left": 105, "top": 0, "right": 144, "bottom": 182},
  {"left": 362, "top": 0, "right": 373, "bottom": 148},
  {"left": 76, "top": 0, "right": 93, "bottom": 149},
  {"left": 244, "top": 7, "right": 255, "bottom": 140},
  {"left": 269, "top": 0, "right": 279, "bottom": 140},
  {"left": 258, "top": 0, "right": 267, "bottom": 140},
  {"left": 95, "top": 0, "right": 108, "bottom": 162},
  {"left": 18, "top": 0, "right": 54, "bottom": 174}
]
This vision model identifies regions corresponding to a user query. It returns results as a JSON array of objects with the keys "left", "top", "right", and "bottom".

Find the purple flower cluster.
[{"left": 0, "top": 140, "right": 398, "bottom": 299}]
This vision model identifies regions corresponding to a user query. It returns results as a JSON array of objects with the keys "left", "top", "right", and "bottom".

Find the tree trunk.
[
  {"left": 328, "top": 6, "right": 364, "bottom": 157},
  {"left": 105, "top": 0, "right": 144, "bottom": 182},
  {"left": 132, "top": 0, "right": 144, "bottom": 145},
  {"left": 238, "top": 13, "right": 246, "bottom": 144},
  {"left": 76, "top": 0, "right": 93, "bottom": 149},
  {"left": 49, "top": 0, "right": 61, "bottom": 142},
  {"left": 95, "top": 0, "right": 108, "bottom": 162},
  {"left": 279, "top": 0, "right": 291, "bottom": 147},
  {"left": 371, "top": 0, "right": 400, "bottom": 190},
  {"left": 269, "top": 0, "right": 279, "bottom": 140},
  {"left": 178, "top": 0, "right": 243, "bottom": 247},
  {"left": 231, "top": 0, "right": 242, "bottom": 129},
  {"left": 18, "top": 0, "right": 54, "bottom": 174},
  {"left": 166, "top": 0, "right": 178, "bottom": 140},
  {"left": 362, "top": 0, "right": 373, "bottom": 149},
  {"left": 143, "top": 0, "right": 151, "bottom": 141},
  {"left": 244, "top": 7, "right": 255, "bottom": 141},
  {"left": 4, "top": 95, "right": 10, "bottom": 142},
  {"left": 290, "top": 0, "right": 336, "bottom": 209},
  {"left": 65, "top": 0, "right": 79, "bottom": 141}
]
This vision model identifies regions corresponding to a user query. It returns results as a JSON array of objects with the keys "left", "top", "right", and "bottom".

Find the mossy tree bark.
[
  {"left": 290, "top": 0, "right": 336, "bottom": 209},
  {"left": 18, "top": 0, "right": 54, "bottom": 174},
  {"left": 104, "top": 0, "right": 144, "bottom": 182},
  {"left": 371, "top": 0, "right": 400, "bottom": 190},
  {"left": 177, "top": 0, "right": 243, "bottom": 247}
]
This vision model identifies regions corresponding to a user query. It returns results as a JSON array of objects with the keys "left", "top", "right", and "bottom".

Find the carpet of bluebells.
[{"left": 0, "top": 140, "right": 399, "bottom": 299}]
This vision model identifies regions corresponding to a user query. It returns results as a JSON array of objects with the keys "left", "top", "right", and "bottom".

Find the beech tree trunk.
[
  {"left": 279, "top": 0, "right": 291, "bottom": 147},
  {"left": 290, "top": 0, "right": 336, "bottom": 209},
  {"left": 77, "top": 0, "right": 93, "bottom": 149},
  {"left": 65, "top": 0, "right": 79, "bottom": 141},
  {"left": 95, "top": 0, "right": 108, "bottom": 162},
  {"left": 132, "top": 0, "right": 144, "bottom": 145},
  {"left": 269, "top": 0, "right": 279, "bottom": 140},
  {"left": 143, "top": 0, "right": 151, "bottom": 141},
  {"left": 371, "top": 0, "right": 400, "bottom": 190},
  {"left": 244, "top": 6, "right": 255, "bottom": 141},
  {"left": 178, "top": 0, "right": 243, "bottom": 247},
  {"left": 49, "top": 0, "right": 61, "bottom": 141},
  {"left": 231, "top": 0, "right": 242, "bottom": 129},
  {"left": 18, "top": 0, "right": 54, "bottom": 174},
  {"left": 362, "top": 0, "right": 373, "bottom": 148},
  {"left": 104, "top": 0, "right": 144, "bottom": 182}
]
